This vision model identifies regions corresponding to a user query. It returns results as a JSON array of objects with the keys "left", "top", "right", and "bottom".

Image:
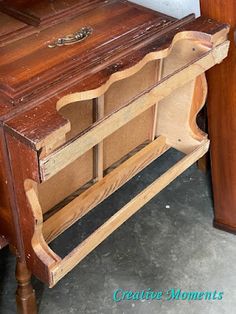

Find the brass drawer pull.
[{"left": 48, "top": 26, "right": 93, "bottom": 48}]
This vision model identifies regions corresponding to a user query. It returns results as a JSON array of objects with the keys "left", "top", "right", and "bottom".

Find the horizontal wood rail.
[
  {"left": 39, "top": 41, "right": 229, "bottom": 181},
  {"left": 49, "top": 139, "right": 209, "bottom": 287},
  {"left": 43, "top": 136, "right": 169, "bottom": 243}
]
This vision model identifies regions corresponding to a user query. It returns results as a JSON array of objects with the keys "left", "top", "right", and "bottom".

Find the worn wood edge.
[
  {"left": 40, "top": 41, "right": 229, "bottom": 181},
  {"left": 49, "top": 138, "right": 210, "bottom": 287},
  {"left": 42, "top": 136, "right": 169, "bottom": 243}
]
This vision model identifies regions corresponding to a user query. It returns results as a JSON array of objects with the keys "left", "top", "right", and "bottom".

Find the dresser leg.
[{"left": 15, "top": 259, "right": 37, "bottom": 314}]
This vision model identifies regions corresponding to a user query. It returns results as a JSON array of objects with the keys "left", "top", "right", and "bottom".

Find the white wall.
[{"left": 131, "top": 0, "right": 200, "bottom": 19}]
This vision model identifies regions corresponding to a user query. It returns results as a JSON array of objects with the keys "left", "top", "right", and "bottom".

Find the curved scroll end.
[
  {"left": 56, "top": 30, "right": 214, "bottom": 111},
  {"left": 24, "top": 179, "right": 42, "bottom": 223},
  {"left": 24, "top": 179, "right": 61, "bottom": 284},
  {"left": 189, "top": 74, "right": 208, "bottom": 141}
]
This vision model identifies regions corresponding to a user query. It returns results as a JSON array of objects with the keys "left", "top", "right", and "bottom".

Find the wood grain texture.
[
  {"left": 3, "top": 17, "right": 229, "bottom": 155},
  {"left": 0, "top": 1, "right": 230, "bottom": 290},
  {"left": 2, "top": 16, "right": 228, "bottom": 154},
  {"left": 200, "top": 0, "right": 236, "bottom": 233},
  {"left": 0, "top": 1, "right": 176, "bottom": 104},
  {"left": 41, "top": 136, "right": 169, "bottom": 243},
  {"left": 15, "top": 259, "right": 37, "bottom": 314},
  {"left": 6, "top": 133, "right": 60, "bottom": 284},
  {"left": 0, "top": 0, "right": 105, "bottom": 46},
  {"left": 50, "top": 139, "right": 209, "bottom": 287}
]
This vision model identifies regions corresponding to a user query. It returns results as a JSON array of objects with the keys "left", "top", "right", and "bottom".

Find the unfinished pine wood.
[
  {"left": 156, "top": 74, "right": 208, "bottom": 153},
  {"left": 40, "top": 41, "right": 229, "bottom": 181},
  {"left": 39, "top": 136, "right": 169, "bottom": 242},
  {"left": 58, "top": 99, "right": 93, "bottom": 141},
  {"left": 162, "top": 37, "right": 210, "bottom": 78},
  {"left": 155, "top": 36, "right": 209, "bottom": 152},
  {"left": 49, "top": 139, "right": 209, "bottom": 286}
]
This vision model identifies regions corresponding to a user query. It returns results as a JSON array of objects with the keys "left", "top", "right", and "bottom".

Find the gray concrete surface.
[{"left": 1, "top": 149, "right": 236, "bottom": 314}]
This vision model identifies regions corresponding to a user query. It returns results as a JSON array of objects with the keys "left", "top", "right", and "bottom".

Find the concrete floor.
[{"left": 1, "top": 149, "right": 236, "bottom": 314}]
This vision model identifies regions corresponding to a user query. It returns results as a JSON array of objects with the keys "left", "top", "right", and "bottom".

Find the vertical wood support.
[
  {"left": 15, "top": 259, "right": 37, "bottom": 314},
  {"left": 93, "top": 96, "right": 105, "bottom": 181},
  {"left": 151, "top": 59, "right": 164, "bottom": 141}
]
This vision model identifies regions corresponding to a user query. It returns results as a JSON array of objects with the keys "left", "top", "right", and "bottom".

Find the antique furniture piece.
[
  {"left": 0, "top": 1, "right": 230, "bottom": 313},
  {"left": 200, "top": 1, "right": 236, "bottom": 234}
]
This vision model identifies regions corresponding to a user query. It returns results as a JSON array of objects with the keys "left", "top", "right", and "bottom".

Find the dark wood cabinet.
[{"left": 200, "top": 0, "right": 236, "bottom": 233}]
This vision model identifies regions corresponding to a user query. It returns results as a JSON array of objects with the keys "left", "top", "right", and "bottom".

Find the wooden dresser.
[{"left": 0, "top": 1, "right": 230, "bottom": 313}]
